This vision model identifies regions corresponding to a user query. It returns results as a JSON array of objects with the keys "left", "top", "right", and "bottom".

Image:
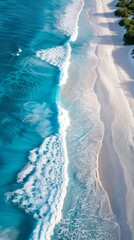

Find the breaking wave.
[{"left": 55, "top": 0, "right": 84, "bottom": 41}]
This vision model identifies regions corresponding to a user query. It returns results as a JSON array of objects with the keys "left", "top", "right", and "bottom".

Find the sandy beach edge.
[{"left": 90, "top": 0, "right": 134, "bottom": 239}]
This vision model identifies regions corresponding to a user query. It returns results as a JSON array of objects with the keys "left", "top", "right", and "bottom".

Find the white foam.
[
  {"left": 17, "top": 163, "right": 35, "bottom": 183},
  {"left": 11, "top": 48, "right": 22, "bottom": 57},
  {"left": 36, "top": 46, "right": 66, "bottom": 69},
  {"left": 35, "top": 44, "right": 69, "bottom": 71},
  {"left": 6, "top": 106, "right": 70, "bottom": 240},
  {"left": 55, "top": 0, "right": 84, "bottom": 42},
  {"left": 36, "top": 43, "right": 71, "bottom": 86},
  {"left": 18, "top": 48, "right": 22, "bottom": 53},
  {"left": 58, "top": 106, "right": 70, "bottom": 133},
  {"left": 35, "top": 1, "right": 84, "bottom": 87},
  {"left": 29, "top": 148, "right": 39, "bottom": 163},
  {"left": 60, "top": 44, "right": 71, "bottom": 85}
]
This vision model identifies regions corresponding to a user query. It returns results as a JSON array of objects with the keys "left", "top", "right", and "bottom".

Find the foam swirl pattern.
[{"left": 7, "top": 133, "right": 68, "bottom": 240}]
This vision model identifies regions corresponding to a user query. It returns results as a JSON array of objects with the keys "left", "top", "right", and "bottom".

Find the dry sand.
[{"left": 92, "top": 0, "right": 134, "bottom": 239}]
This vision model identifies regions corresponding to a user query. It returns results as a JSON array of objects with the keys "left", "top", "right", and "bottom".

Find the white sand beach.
[{"left": 91, "top": 0, "right": 134, "bottom": 239}]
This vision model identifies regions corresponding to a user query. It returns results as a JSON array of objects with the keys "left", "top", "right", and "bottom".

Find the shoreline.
[
  {"left": 92, "top": 0, "right": 134, "bottom": 239},
  {"left": 56, "top": 0, "right": 124, "bottom": 237}
]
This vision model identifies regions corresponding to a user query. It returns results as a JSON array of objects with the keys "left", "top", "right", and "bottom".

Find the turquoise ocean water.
[{"left": 0, "top": 0, "right": 121, "bottom": 239}]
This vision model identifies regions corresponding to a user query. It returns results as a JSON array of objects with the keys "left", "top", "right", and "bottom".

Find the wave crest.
[{"left": 36, "top": 44, "right": 70, "bottom": 69}]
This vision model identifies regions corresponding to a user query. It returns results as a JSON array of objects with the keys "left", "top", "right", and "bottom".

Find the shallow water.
[{"left": 52, "top": 0, "right": 121, "bottom": 239}]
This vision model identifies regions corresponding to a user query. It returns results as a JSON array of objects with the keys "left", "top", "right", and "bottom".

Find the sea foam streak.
[{"left": 6, "top": 1, "right": 84, "bottom": 239}]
